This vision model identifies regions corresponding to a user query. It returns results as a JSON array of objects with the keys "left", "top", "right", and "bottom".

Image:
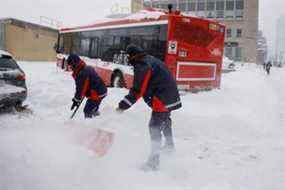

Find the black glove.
[
  {"left": 118, "top": 99, "right": 131, "bottom": 110},
  {"left": 116, "top": 107, "right": 124, "bottom": 114},
  {"left": 71, "top": 98, "right": 81, "bottom": 110}
]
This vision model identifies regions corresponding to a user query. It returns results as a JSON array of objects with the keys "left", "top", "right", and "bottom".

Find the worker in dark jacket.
[
  {"left": 67, "top": 54, "right": 107, "bottom": 118},
  {"left": 265, "top": 61, "right": 272, "bottom": 75},
  {"left": 116, "top": 44, "right": 182, "bottom": 171}
]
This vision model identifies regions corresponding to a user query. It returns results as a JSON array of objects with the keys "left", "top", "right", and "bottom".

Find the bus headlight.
[
  {"left": 179, "top": 50, "right": 188, "bottom": 58},
  {"left": 168, "top": 41, "right": 178, "bottom": 54}
]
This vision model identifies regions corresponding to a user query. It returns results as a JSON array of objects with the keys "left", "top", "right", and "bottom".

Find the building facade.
[
  {"left": 0, "top": 18, "right": 58, "bottom": 61},
  {"left": 131, "top": 0, "right": 259, "bottom": 63},
  {"left": 275, "top": 15, "right": 285, "bottom": 67},
  {"left": 257, "top": 30, "right": 267, "bottom": 65}
]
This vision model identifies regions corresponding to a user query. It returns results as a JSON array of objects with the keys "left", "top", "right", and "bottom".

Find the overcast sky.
[{"left": 0, "top": 0, "right": 285, "bottom": 56}]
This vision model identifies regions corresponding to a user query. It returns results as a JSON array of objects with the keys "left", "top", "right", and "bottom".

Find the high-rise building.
[
  {"left": 131, "top": 0, "right": 259, "bottom": 63},
  {"left": 257, "top": 30, "right": 267, "bottom": 65},
  {"left": 275, "top": 15, "right": 285, "bottom": 67}
]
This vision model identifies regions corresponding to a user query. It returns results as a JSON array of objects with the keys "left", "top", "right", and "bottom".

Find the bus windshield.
[{"left": 174, "top": 20, "right": 215, "bottom": 48}]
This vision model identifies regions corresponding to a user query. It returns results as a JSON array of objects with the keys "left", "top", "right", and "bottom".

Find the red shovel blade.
[{"left": 73, "top": 127, "right": 114, "bottom": 157}]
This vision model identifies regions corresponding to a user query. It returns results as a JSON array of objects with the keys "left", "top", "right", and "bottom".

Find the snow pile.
[
  {"left": 0, "top": 83, "right": 26, "bottom": 97},
  {"left": 0, "top": 62, "right": 285, "bottom": 190},
  {"left": 62, "top": 18, "right": 116, "bottom": 29},
  {"left": 181, "top": 12, "right": 198, "bottom": 18},
  {"left": 62, "top": 9, "right": 165, "bottom": 30}
]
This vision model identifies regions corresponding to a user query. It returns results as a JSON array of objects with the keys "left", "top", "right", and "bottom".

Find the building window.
[
  {"left": 207, "top": 11, "right": 215, "bottom": 18},
  {"left": 160, "top": 3, "right": 168, "bottom": 9},
  {"left": 235, "top": 10, "right": 244, "bottom": 18},
  {"left": 143, "top": 0, "right": 151, "bottom": 8},
  {"left": 235, "top": 47, "right": 242, "bottom": 60},
  {"left": 237, "top": 29, "right": 242, "bottom": 37},
  {"left": 236, "top": 0, "right": 244, "bottom": 10},
  {"left": 225, "top": 46, "right": 233, "bottom": 59},
  {"left": 207, "top": 0, "right": 215, "bottom": 11},
  {"left": 188, "top": 0, "right": 196, "bottom": 11},
  {"left": 216, "top": 10, "right": 224, "bottom": 18},
  {"left": 172, "top": 3, "right": 178, "bottom": 10},
  {"left": 216, "top": 1, "right": 225, "bottom": 11},
  {"left": 179, "top": 0, "right": 187, "bottom": 11},
  {"left": 226, "top": 0, "right": 234, "bottom": 11},
  {"left": 226, "top": 28, "right": 232, "bottom": 38},
  {"left": 152, "top": 1, "right": 159, "bottom": 8},
  {"left": 197, "top": 0, "right": 205, "bottom": 11},
  {"left": 225, "top": 42, "right": 242, "bottom": 61}
]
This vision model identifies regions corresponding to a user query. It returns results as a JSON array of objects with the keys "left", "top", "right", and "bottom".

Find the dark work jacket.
[
  {"left": 72, "top": 61, "right": 107, "bottom": 101},
  {"left": 119, "top": 55, "right": 182, "bottom": 112},
  {"left": 266, "top": 62, "right": 272, "bottom": 70}
]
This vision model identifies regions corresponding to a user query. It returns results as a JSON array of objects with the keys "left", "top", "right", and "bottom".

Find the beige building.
[
  {"left": 0, "top": 18, "right": 58, "bottom": 61},
  {"left": 131, "top": 0, "right": 259, "bottom": 62}
]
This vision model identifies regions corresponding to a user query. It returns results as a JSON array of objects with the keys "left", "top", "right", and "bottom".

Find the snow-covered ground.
[{"left": 0, "top": 62, "right": 285, "bottom": 190}]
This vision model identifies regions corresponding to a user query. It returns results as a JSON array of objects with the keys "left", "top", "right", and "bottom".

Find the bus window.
[
  {"left": 62, "top": 33, "right": 73, "bottom": 54},
  {"left": 80, "top": 38, "right": 90, "bottom": 57},
  {"left": 101, "top": 34, "right": 119, "bottom": 62},
  {"left": 56, "top": 34, "right": 64, "bottom": 53},
  {"left": 71, "top": 32, "right": 81, "bottom": 54},
  {"left": 90, "top": 37, "right": 100, "bottom": 58}
]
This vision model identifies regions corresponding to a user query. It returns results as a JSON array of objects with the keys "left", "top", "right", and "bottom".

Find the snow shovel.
[
  {"left": 70, "top": 98, "right": 84, "bottom": 119},
  {"left": 74, "top": 126, "right": 114, "bottom": 157},
  {"left": 69, "top": 98, "right": 114, "bottom": 157}
]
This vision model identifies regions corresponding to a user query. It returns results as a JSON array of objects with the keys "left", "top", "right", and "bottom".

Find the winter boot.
[
  {"left": 141, "top": 154, "right": 160, "bottom": 171},
  {"left": 142, "top": 124, "right": 162, "bottom": 171},
  {"left": 161, "top": 117, "right": 175, "bottom": 154}
]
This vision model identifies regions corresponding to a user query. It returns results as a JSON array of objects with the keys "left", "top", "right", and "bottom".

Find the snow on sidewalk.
[{"left": 0, "top": 62, "right": 284, "bottom": 190}]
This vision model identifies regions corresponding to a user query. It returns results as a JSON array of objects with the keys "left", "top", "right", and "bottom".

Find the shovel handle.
[{"left": 70, "top": 98, "right": 84, "bottom": 119}]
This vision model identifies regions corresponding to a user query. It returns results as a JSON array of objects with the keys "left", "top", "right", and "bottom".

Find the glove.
[
  {"left": 115, "top": 107, "right": 124, "bottom": 114},
  {"left": 71, "top": 98, "right": 81, "bottom": 110}
]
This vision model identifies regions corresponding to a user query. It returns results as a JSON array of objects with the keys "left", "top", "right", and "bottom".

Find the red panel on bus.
[{"left": 177, "top": 63, "right": 216, "bottom": 80}]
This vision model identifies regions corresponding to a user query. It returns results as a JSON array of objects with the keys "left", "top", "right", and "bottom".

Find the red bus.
[{"left": 56, "top": 9, "right": 225, "bottom": 90}]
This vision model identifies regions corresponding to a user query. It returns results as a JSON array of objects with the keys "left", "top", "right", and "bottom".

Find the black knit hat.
[
  {"left": 126, "top": 44, "right": 144, "bottom": 57},
  {"left": 67, "top": 54, "right": 81, "bottom": 68}
]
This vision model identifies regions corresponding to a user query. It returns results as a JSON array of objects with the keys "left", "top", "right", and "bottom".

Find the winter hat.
[
  {"left": 126, "top": 44, "right": 144, "bottom": 58},
  {"left": 67, "top": 54, "right": 81, "bottom": 69}
]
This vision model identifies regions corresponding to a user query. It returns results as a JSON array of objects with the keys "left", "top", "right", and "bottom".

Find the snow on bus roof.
[
  {"left": 126, "top": 9, "right": 165, "bottom": 20},
  {"left": 59, "top": 9, "right": 224, "bottom": 33},
  {"left": 60, "top": 9, "right": 167, "bottom": 32}
]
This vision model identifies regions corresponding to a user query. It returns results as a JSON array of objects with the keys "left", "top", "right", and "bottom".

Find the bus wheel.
[{"left": 111, "top": 72, "right": 125, "bottom": 88}]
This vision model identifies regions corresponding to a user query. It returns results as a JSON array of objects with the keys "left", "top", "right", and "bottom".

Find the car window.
[{"left": 0, "top": 57, "right": 19, "bottom": 70}]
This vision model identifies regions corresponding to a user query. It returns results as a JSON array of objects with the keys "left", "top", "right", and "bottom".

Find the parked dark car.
[{"left": 0, "top": 50, "right": 27, "bottom": 110}]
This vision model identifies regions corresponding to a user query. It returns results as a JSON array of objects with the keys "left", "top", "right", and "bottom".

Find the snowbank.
[{"left": 0, "top": 83, "right": 26, "bottom": 97}]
